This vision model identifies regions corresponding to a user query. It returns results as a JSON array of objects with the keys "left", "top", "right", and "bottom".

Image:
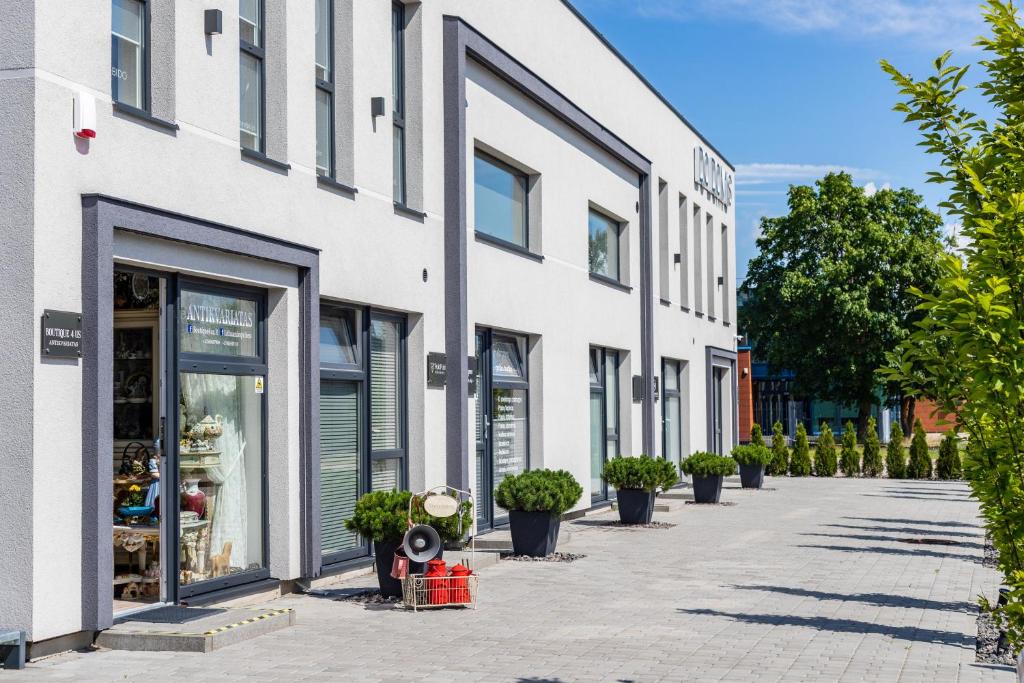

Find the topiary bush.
[
  {"left": 886, "top": 421, "right": 907, "bottom": 479},
  {"left": 936, "top": 431, "right": 962, "bottom": 480},
  {"left": 789, "top": 423, "right": 812, "bottom": 476},
  {"left": 750, "top": 422, "right": 765, "bottom": 446},
  {"left": 494, "top": 469, "right": 583, "bottom": 515},
  {"left": 731, "top": 444, "right": 773, "bottom": 467},
  {"left": 767, "top": 421, "right": 789, "bottom": 476},
  {"left": 345, "top": 490, "right": 472, "bottom": 544},
  {"left": 681, "top": 451, "right": 737, "bottom": 477},
  {"left": 814, "top": 423, "right": 838, "bottom": 476},
  {"left": 907, "top": 418, "right": 933, "bottom": 479},
  {"left": 862, "top": 416, "right": 883, "bottom": 477},
  {"left": 603, "top": 455, "right": 678, "bottom": 492},
  {"left": 839, "top": 420, "right": 860, "bottom": 477}
]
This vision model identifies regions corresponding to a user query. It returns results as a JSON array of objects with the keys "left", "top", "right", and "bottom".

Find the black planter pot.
[
  {"left": 373, "top": 539, "right": 443, "bottom": 597},
  {"left": 616, "top": 488, "right": 656, "bottom": 524},
  {"left": 692, "top": 474, "right": 724, "bottom": 503},
  {"left": 739, "top": 463, "right": 765, "bottom": 489},
  {"left": 508, "top": 510, "right": 561, "bottom": 557}
]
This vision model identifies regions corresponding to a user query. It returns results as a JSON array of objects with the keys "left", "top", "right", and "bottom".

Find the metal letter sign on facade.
[
  {"left": 694, "top": 146, "right": 733, "bottom": 210},
  {"left": 427, "top": 352, "right": 447, "bottom": 388},
  {"left": 468, "top": 356, "right": 478, "bottom": 397},
  {"left": 41, "top": 310, "right": 83, "bottom": 358}
]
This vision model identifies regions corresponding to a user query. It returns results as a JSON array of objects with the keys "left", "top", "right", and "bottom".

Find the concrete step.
[
  {"left": 95, "top": 605, "right": 295, "bottom": 653},
  {"left": 471, "top": 527, "right": 574, "bottom": 551}
]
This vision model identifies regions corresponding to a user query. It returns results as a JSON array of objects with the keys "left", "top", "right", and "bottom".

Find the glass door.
[
  {"left": 663, "top": 359, "right": 682, "bottom": 469},
  {"left": 590, "top": 348, "right": 619, "bottom": 502},
  {"left": 711, "top": 366, "right": 725, "bottom": 455}
]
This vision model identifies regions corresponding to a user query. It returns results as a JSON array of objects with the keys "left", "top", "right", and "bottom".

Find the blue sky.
[{"left": 572, "top": 0, "right": 992, "bottom": 282}]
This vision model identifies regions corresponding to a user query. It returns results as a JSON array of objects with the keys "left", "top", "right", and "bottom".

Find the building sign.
[
  {"left": 427, "top": 352, "right": 447, "bottom": 388},
  {"left": 41, "top": 310, "right": 82, "bottom": 358},
  {"left": 179, "top": 289, "right": 257, "bottom": 357},
  {"left": 468, "top": 356, "right": 478, "bottom": 396},
  {"left": 694, "top": 146, "right": 733, "bottom": 210},
  {"left": 492, "top": 388, "right": 527, "bottom": 482}
]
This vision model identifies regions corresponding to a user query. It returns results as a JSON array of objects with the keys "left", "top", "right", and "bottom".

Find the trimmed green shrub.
[
  {"left": 345, "top": 490, "right": 473, "bottom": 543},
  {"left": 495, "top": 469, "right": 583, "bottom": 515},
  {"left": 886, "top": 421, "right": 906, "bottom": 479},
  {"left": 862, "top": 416, "right": 883, "bottom": 477},
  {"left": 750, "top": 422, "right": 765, "bottom": 446},
  {"left": 731, "top": 444, "right": 773, "bottom": 466},
  {"left": 767, "top": 421, "right": 789, "bottom": 476},
  {"left": 814, "top": 423, "right": 838, "bottom": 476},
  {"left": 789, "top": 423, "right": 812, "bottom": 476},
  {"left": 936, "top": 431, "right": 962, "bottom": 480},
  {"left": 603, "top": 455, "right": 678, "bottom": 492},
  {"left": 839, "top": 420, "right": 860, "bottom": 477},
  {"left": 907, "top": 418, "right": 933, "bottom": 479},
  {"left": 681, "top": 451, "right": 737, "bottom": 477}
]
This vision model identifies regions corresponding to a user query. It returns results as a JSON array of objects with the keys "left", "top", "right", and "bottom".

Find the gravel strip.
[
  {"left": 976, "top": 537, "right": 1017, "bottom": 666},
  {"left": 685, "top": 501, "right": 738, "bottom": 506},
  {"left": 501, "top": 552, "right": 587, "bottom": 563},
  {"left": 573, "top": 520, "right": 676, "bottom": 530},
  {"left": 329, "top": 590, "right": 402, "bottom": 605}
]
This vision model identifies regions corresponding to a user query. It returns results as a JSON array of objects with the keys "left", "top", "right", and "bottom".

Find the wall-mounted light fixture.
[
  {"left": 371, "top": 96, "right": 386, "bottom": 119},
  {"left": 205, "top": 9, "right": 223, "bottom": 35},
  {"left": 717, "top": 275, "right": 724, "bottom": 286}
]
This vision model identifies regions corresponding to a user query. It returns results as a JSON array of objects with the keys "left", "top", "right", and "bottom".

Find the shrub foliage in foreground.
[
  {"left": 767, "top": 421, "right": 789, "bottom": 476},
  {"left": 346, "top": 490, "right": 473, "bottom": 543},
  {"left": 681, "top": 451, "right": 738, "bottom": 477},
  {"left": 750, "top": 422, "right": 765, "bottom": 446},
  {"left": 814, "top": 423, "right": 838, "bottom": 476},
  {"left": 603, "top": 455, "right": 678, "bottom": 492},
  {"left": 840, "top": 421, "right": 860, "bottom": 477},
  {"left": 789, "top": 423, "right": 812, "bottom": 476},
  {"left": 495, "top": 469, "right": 583, "bottom": 515},
  {"left": 861, "top": 417, "right": 883, "bottom": 477},
  {"left": 936, "top": 431, "right": 962, "bottom": 480},
  {"left": 731, "top": 444, "right": 774, "bottom": 466},
  {"left": 886, "top": 421, "right": 907, "bottom": 479},
  {"left": 907, "top": 418, "right": 933, "bottom": 479}
]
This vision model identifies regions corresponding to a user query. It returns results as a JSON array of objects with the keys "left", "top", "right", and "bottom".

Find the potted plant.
[
  {"left": 681, "top": 452, "right": 737, "bottom": 503},
  {"left": 731, "top": 444, "right": 772, "bottom": 489},
  {"left": 603, "top": 455, "right": 679, "bottom": 524},
  {"left": 494, "top": 469, "right": 582, "bottom": 557},
  {"left": 345, "top": 490, "right": 472, "bottom": 597}
]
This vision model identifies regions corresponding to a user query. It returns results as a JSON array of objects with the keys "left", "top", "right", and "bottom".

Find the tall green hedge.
[
  {"left": 907, "top": 418, "right": 933, "bottom": 479},
  {"left": 789, "top": 423, "right": 813, "bottom": 476},
  {"left": 750, "top": 422, "right": 765, "bottom": 446},
  {"left": 886, "top": 421, "right": 906, "bottom": 479},
  {"left": 767, "top": 421, "right": 789, "bottom": 476},
  {"left": 862, "top": 416, "right": 883, "bottom": 477},
  {"left": 839, "top": 420, "right": 860, "bottom": 477},
  {"left": 936, "top": 431, "right": 962, "bottom": 480},
  {"left": 814, "top": 423, "right": 838, "bottom": 476}
]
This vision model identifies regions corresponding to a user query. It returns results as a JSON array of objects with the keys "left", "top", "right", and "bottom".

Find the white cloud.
[
  {"left": 623, "top": 0, "right": 983, "bottom": 48},
  {"left": 735, "top": 162, "right": 885, "bottom": 186}
]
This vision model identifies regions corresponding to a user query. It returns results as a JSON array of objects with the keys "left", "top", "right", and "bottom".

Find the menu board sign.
[{"left": 179, "top": 289, "right": 257, "bottom": 357}]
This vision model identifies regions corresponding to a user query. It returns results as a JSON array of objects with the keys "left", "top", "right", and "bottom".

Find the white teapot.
[{"left": 189, "top": 414, "right": 224, "bottom": 440}]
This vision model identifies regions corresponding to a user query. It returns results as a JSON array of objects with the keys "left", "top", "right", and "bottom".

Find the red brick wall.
[
  {"left": 915, "top": 398, "right": 957, "bottom": 433},
  {"left": 738, "top": 349, "right": 754, "bottom": 443}
]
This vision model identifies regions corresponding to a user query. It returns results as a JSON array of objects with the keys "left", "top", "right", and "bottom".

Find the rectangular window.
[
  {"left": 679, "top": 195, "right": 690, "bottom": 309},
  {"left": 658, "top": 179, "right": 670, "bottom": 301},
  {"left": 111, "top": 0, "right": 146, "bottom": 110},
  {"left": 319, "top": 304, "right": 359, "bottom": 368},
  {"left": 588, "top": 208, "right": 622, "bottom": 282},
  {"left": 590, "top": 348, "right": 619, "bottom": 502},
  {"left": 706, "top": 213, "right": 716, "bottom": 319},
  {"left": 474, "top": 151, "right": 528, "bottom": 248},
  {"left": 662, "top": 359, "right": 682, "bottom": 468},
  {"left": 315, "top": 0, "right": 333, "bottom": 176},
  {"left": 392, "top": 2, "right": 406, "bottom": 205},
  {"left": 239, "top": 0, "right": 264, "bottom": 152},
  {"left": 721, "top": 223, "right": 731, "bottom": 324},
  {"left": 370, "top": 315, "right": 405, "bottom": 491},
  {"left": 693, "top": 204, "right": 703, "bottom": 314}
]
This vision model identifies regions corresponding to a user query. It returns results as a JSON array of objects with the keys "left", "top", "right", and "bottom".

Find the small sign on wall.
[
  {"left": 41, "top": 310, "right": 83, "bottom": 358},
  {"left": 427, "top": 352, "right": 447, "bottom": 388}
]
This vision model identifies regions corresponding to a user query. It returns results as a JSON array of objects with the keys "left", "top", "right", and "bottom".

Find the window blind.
[
  {"left": 370, "top": 319, "right": 401, "bottom": 451},
  {"left": 320, "top": 380, "right": 360, "bottom": 555}
]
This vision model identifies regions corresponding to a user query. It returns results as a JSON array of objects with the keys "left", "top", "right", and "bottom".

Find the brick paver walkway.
[{"left": 16, "top": 478, "right": 1014, "bottom": 682}]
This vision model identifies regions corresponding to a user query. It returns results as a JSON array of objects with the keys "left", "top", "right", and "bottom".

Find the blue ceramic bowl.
[{"left": 118, "top": 505, "right": 154, "bottom": 518}]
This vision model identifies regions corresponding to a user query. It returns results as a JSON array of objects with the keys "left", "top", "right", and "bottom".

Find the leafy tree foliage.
[
  {"left": 936, "top": 432, "right": 963, "bottom": 480},
  {"left": 789, "top": 423, "right": 813, "bottom": 476},
  {"left": 768, "top": 421, "right": 789, "bottom": 476},
  {"left": 886, "top": 421, "right": 907, "bottom": 479},
  {"left": 880, "top": 0, "right": 1024, "bottom": 647},
  {"left": 814, "top": 423, "right": 838, "bottom": 476},
  {"left": 862, "top": 416, "right": 884, "bottom": 477},
  {"left": 740, "top": 173, "right": 945, "bottom": 436},
  {"left": 839, "top": 420, "right": 860, "bottom": 476},
  {"left": 907, "top": 419, "right": 933, "bottom": 479}
]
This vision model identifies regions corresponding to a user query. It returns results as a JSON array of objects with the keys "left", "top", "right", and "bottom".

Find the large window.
[
  {"left": 663, "top": 359, "right": 683, "bottom": 468},
  {"left": 370, "top": 316, "right": 405, "bottom": 491},
  {"left": 474, "top": 151, "right": 528, "bottom": 248},
  {"left": 111, "top": 0, "right": 146, "bottom": 110},
  {"left": 239, "top": 0, "right": 264, "bottom": 152},
  {"left": 590, "top": 348, "right": 619, "bottom": 502},
  {"left": 315, "top": 0, "right": 333, "bottom": 176},
  {"left": 392, "top": 2, "right": 406, "bottom": 204},
  {"left": 589, "top": 208, "right": 622, "bottom": 282}
]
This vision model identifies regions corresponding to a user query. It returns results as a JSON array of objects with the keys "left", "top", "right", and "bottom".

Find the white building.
[{"left": 0, "top": 0, "right": 737, "bottom": 654}]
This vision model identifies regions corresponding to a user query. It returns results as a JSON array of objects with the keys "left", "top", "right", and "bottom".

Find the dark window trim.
[
  {"left": 318, "top": 175, "right": 358, "bottom": 197},
  {"left": 474, "top": 231, "right": 543, "bottom": 263},
  {"left": 590, "top": 346, "right": 620, "bottom": 502},
  {"left": 589, "top": 272, "right": 632, "bottom": 293},
  {"left": 680, "top": 305, "right": 690, "bottom": 313},
  {"left": 112, "top": 101, "right": 178, "bottom": 132},
  {"left": 315, "top": 0, "right": 335, "bottom": 178},
  {"left": 111, "top": 0, "right": 150, "bottom": 112},
  {"left": 240, "top": 0, "right": 266, "bottom": 154},
  {"left": 474, "top": 149, "right": 530, "bottom": 250},
  {"left": 319, "top": 302, "right": 362, "bottom": 373},
  {"left": 662, "top": 358, "right": 682, "bottom": 465},
  {"left": 588, "top": 206, "right": 623, "bottom": 283},
  {"left": 659, "top": 297, "right": 671, "bottom": 307},
  {"left": 241, "top": 147, "right": 291, "bottom": 173},
  {"left": 368, "top": 310, "right": 409, "bottom": 489},
  {"left": 392, "top": 1, "right": 406, "bottom": 204},
  {"left": 393, "top": 202, "right": 426, "bottom": 221}
]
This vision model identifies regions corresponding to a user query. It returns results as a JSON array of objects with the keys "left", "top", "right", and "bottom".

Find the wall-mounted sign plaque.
[
  {"left": 427, "top": 352, "right": 447, "bottom": 388},
  {"left": 41, "top": 310, "right": 83, "bottom": 358}
]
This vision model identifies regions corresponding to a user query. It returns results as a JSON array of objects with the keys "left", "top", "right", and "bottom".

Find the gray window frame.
[
  {"left": 315, "top": 0, "right": 334, "bottom": 177},
  {"left": 392, "top": 1, "right": 407, "bottom": 205},
  {"left": 662, "top": 358, "right": 682, "bottom": 465},
  {"left": 473, "top": 149, "right": 530, "bottom": 251},
  {"left": 590, "top": 347, "right": 619, "bottom": 503},
  {"left": 111, "top": 0, "right": 150, "bottom": 113},
  {"left": 239, "top": 0, "right": 266, "bottom": 153},
  {"left": 588, "top": 207, "right": 623, "bottom": 285}
]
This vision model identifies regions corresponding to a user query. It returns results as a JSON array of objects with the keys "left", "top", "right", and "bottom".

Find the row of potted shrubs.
[{"left": 345, "top": 448, "right": 776, "bottom": 595}]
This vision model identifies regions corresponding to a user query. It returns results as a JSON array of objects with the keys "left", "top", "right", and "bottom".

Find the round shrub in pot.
[
  {"left": 603, "top": 455, "right": 679, "bottom": 524},
  {"left": 731, "top": 444, "right": 773, "bottom": 489},
  {"left": 495, "top": 469, "right": 583, "bottom": 556},
  {"left": 681, "top": 452, "right": 737, "bottom": 503}
]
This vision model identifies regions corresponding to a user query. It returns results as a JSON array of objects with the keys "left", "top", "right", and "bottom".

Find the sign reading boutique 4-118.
[{"left": 694, "top": 146, "right": 733, "bottom": 210}]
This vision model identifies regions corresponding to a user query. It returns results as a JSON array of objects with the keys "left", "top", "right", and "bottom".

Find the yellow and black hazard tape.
[{"left": 114, "top": 609, "right": 294, "bottom": 638}]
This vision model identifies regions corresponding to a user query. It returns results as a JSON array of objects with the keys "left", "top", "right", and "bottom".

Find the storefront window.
[{"left": 179, "top": 289, "right": 258, "bottom": 358}]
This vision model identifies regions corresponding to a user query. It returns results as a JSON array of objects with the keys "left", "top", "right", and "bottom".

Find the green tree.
[
  {"left": 739, "top": 173, "right": 945, "bottom": 438},
  {"left": 862, "top": 417, "right": 883, "bottom": 477},
  {"left": 936, "top": 431, "right": 962, "bottom": 480},
  {"left": 886, "top": 421, "right": 906, "bottom": 479},
  {"left": 839, "top": 420, "right": 860, "bottom": 476},
  {"left": 880, "top": 0, "right": 1024, "bottom": 647},
  {"left": 767, "top": 421, "right": 789, "bottom": 476},
  {"left": 750, "top": 422, "right": 764, "bottom": 446},
  {"left": 814, "top": 423, "right": 838, "bottom": 476},
  {"left": 907, "top": 419, "right": 933, "bottom": 479},
  {"left": 789, "top": 423, "right": 813, "bottom": 476}
]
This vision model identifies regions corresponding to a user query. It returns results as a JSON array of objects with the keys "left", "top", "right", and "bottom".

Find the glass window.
[
  {"left": 590, "top": 348, "right": 619, "bottom": 502},
  {"left": 314, "top": 0, "right": 331, "bottom": 82},
  {"left": 239, "top": 0, "right": 263, "bottom": 152},
  {"left": 316, "top": 89, "right": 332, "bottom": 176},
  {"left": 239, "top": 0, "right": 261, "bottom": 46},
  {"left": 179, "top": 289, "right": 258, "bottom": 358},
  {"left": 606, "top": 351, "right": 619, "bottom": 462},
  {"left": 392, "top": 2, "right": 406, "bottom": 205},
  {"left": 663, "top": 359, "right": 682, "bottom": 466},
  {"left": 492, "top": 336, "right": 525, "bottom": 379},
  {"left": 111, "top": 0, "right": 145, "bottom": 109},
  {"left": 589, "top": 209, "right": 621, "bottom": 281},
  {"left": 491, "top": 387, "right": 527, "bottom": 518},
  {"left": 320, "top": 380, "right": 360, "bottom": 555},
  {"left": 315, "top": 0, "right": 333, "bottom": 177},
  {"left": 319, "top": 305, "right": 359, "bottom": 367},
  {"left": 371, "top": 458, "right": 401, "bottom": 492},
  {"left": 178, "top": 372, "right": 264, "bottom": 585},
  {"left": 370, "top": 318, "right": 402, "bottom": 451},
  {"left": 474, "top": 152, "right": 528, "bottom": 247}
]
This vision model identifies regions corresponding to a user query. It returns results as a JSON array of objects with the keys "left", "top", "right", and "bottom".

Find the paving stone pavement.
[{"left": 15, "top": 477, "right": 1016, "bottom": 682}]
